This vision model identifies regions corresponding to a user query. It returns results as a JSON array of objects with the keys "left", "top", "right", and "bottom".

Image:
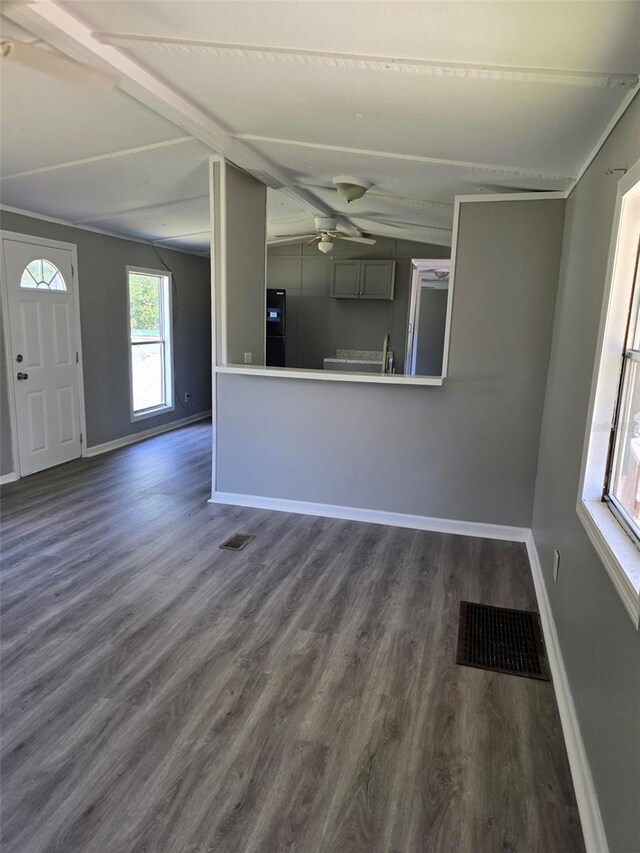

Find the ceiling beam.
[
  {"left": 352, "top": 219, "right": 453, "bottom": 233},
  {"left": 154, "top": 230, "right": 210, "bottom": 243},
  {"left": 0, "top": 203, "right": 207, "bottom": 254},
  {"left": 236, "top": 135, "right": 574, "bottom": 183},
  {"left": 73, "top": 194, "right": 209, "bottom": 225},
  {"left": 295, "top": 183, "right": 454, "bottom": 211},
  {"left": 0, "top": 1, "right": 360, "bottom": 233},
  {"left": 97, "top": 33, "right": 640, "bottom": 90},
  {"left": 1, "top": 136, "right": 195, "bottom": 180},
  {"left": 367, "top": 192, "right": 454, "bottom": 210}
]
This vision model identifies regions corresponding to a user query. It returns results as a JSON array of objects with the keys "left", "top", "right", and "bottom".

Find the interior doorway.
[
  {"left": 405, "top": 259, "right": 451, "bottom": 376},
  {"left": 1, "top": 232, "right": 86, "bottom": 478}
]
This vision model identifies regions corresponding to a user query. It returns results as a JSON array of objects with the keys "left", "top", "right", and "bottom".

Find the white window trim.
[
  {"left": 126, "top": 265, "right": 174, "bottom": 422},
  {"left": 578, "top": 158, "right": 640, "bottom": 628}
]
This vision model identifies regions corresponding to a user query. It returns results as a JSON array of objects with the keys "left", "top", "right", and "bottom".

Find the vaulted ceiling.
[{"left": 1, "top": 1, "right": 639, "bottom": 255}]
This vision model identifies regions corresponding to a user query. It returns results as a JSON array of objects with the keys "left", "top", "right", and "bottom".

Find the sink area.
[{"left": 323, "top": 349, "right": 394, "bottom": 373}]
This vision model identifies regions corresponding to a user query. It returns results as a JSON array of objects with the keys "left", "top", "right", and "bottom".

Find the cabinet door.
[
  {"left": 331, "top": 260, "right": 361, "bottom": 297},
  {"left": 360, "top": 260, "right": 395, "bottom": 299}
]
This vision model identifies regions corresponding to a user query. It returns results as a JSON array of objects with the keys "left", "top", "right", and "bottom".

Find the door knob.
[
  {"left": 16, "top": 372, "right": 28, "bottom": 380},
  {"left": 15, "top": 354, "right": 23, "bottom": 363}
]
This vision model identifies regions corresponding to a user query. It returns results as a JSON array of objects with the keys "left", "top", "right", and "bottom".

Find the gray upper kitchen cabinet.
[
  {"left": 360, "top": 260, "right": 395, "bottom": 299},
  {"left": 330, "top": 259, "right": 395, "bottom": 300},
  {"left": 331, "top": 260, "right": 361, "bottom": 297}
]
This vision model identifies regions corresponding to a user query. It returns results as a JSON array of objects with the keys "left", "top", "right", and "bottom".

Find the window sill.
[
  {"left": 131, "top": 404, "right": 174, "bottom": 423},
  {"left": 577, "top": 500, "right": 640, "bottom": 628}
]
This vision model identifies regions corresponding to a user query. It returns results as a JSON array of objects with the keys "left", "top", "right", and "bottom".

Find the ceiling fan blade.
[
  {"left": 268, "top": 234, "right": 319, "bottom": 247},
  {"left": 0, "top": 39, "right": 118, "bottom": 93},
  {"left": 337, "top": 235, "right": 377, "bottom": 245}
]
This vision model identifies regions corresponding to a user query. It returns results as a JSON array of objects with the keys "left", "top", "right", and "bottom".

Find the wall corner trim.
[
  {"left": 0, "top": 472, "right": 18, "bottom": 485},
  {"left": 85, "top": 411, "right": 211, "bottom": 458},
  {"left": 525, "top": 531, "right": 609, "bottom": 853},
  {"left": 210, "top": 491, "right": 529, "bottom": 541}
]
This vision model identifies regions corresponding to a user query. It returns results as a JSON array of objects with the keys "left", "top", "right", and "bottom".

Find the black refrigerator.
[{"left": 266, "top": 288, "right": 286, "bottom": 367}]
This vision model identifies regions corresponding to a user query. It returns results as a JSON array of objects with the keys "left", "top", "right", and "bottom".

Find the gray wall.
[
  {"left": 224, "top": 164, "right": 266, "bottom": 366},
  {"left": 532, "top": 96, "right": 640, "bottom": 852},
  {"left": 415, "top": 286, "right": 448, "bottom": 375},
  {"left": 267, "top": 238, "right": 448, "bottom": 371},
  {"left": 0, "top": 210, "right": 211, "bottom": 472},
  {"left": 217, "top": 198, "right": 565, "bottom": 527}
]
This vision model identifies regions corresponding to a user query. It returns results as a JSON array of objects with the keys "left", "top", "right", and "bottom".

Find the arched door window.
[{"left": 20, "top": 259, "right": 67, "bottom": 291}]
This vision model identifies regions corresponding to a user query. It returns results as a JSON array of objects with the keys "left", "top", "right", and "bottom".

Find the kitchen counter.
[{"left": 323, "top": 349, "right": 392, "bottom": 373}]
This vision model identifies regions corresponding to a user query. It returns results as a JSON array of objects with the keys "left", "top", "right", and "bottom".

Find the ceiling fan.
[
  {"left": 0, "top": 38, "right": 118, "bottom": 93},
  {"left": 273, "top": 218, "right": 376, "bottom": 254}
]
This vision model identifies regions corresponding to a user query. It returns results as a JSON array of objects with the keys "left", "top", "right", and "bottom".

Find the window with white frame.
[
  {"left": 127, "top": 267, "right": 173, "bottom": 419},
  {"left": 605, "top": 249, "right": 640, "bottom": 536},
  {"left": 579, "top": 160, "right": 640, "bottom": 628}
]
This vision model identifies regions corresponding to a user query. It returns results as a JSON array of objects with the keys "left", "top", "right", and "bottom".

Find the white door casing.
[{"left": 1, "top": 234, "right": 84, "bottom": 477}]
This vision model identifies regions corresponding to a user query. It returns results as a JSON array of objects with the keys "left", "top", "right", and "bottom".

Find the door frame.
[
  {"left": 0, "top": 230, "right": 87, "bottom": 479},
  {"left": 405, "top": 259, "right": 451, "bottom": 375}
]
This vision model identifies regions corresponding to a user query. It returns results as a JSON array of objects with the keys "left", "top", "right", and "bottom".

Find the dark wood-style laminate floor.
[{"left": 0, "top": 421, "right": 584, "bottom": 853}]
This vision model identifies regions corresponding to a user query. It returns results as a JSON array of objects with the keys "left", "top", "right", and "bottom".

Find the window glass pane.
[
  {"left": 28, "top": 259, "right": 43, "bottom": 282},
  {"left": 129, "top": 273, "right": 161, "bottom": 341},
  {"left": 131, "top": 343, "right": 164, "bottom": 411},
  {"left": 48, "top": 273, "right": 65, "bottom": 290},
  {"left": 610, "top": 359, "right": 640, "bottom": 532}
]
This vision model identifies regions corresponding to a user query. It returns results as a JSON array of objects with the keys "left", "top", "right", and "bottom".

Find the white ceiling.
[{"left": 1, "top": 1, "right": 639, "bottom": 254}]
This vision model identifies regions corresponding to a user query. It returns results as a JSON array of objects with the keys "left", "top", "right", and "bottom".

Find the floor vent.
[
  {"left": 456, "top": 601, "right": 550, "bottom": 681},
  {"left": 219, "top": 533, "right": 255, "bottom": 551}
]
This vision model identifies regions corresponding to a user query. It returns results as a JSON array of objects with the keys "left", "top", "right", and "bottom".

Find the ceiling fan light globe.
[
  {"left": 331, "top": 175, "right": 372, "bottom": 204},
  {"left": 335, "top": 182, "right": 368, "bottom": 203},
  {"left": 317, "top": 239, "right": 333, "bottom": 254}
]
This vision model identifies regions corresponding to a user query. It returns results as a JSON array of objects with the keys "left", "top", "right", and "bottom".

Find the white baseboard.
[
  {"left": 210, "top": 491, "right": 529, "bottom": 542},
  {"left": 85, "top": 411, "right": 211, "bottom": 458},
  {"left": 0, "top": 471, "right": 17, "bottom": 485},
  {"left": 525, "top": 531, "right": 608, "bottom": 853}
]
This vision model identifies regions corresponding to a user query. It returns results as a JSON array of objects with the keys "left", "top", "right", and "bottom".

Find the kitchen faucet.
[{"left": 382, "top": 332, "right": 391, "bottom": 374}]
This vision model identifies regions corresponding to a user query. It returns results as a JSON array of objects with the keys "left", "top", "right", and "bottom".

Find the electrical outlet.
[
  {"left": 244, "top": 352, "right": 252, "bottom": 364},
  {"left": 553, "top": 550, "right": 560, "bottom": 583}
]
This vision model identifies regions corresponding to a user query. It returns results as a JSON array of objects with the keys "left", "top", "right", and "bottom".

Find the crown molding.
[
  {"left": 97, "top": 33, "right": 639, "bottom": 91},
  {"left": 455, "top": 190, "right": 568, "bottom": 203}
]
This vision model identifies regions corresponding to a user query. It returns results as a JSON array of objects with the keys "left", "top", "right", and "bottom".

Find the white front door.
[{"left": 2, "top": 236, "right": 82, "bottom": 476}]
